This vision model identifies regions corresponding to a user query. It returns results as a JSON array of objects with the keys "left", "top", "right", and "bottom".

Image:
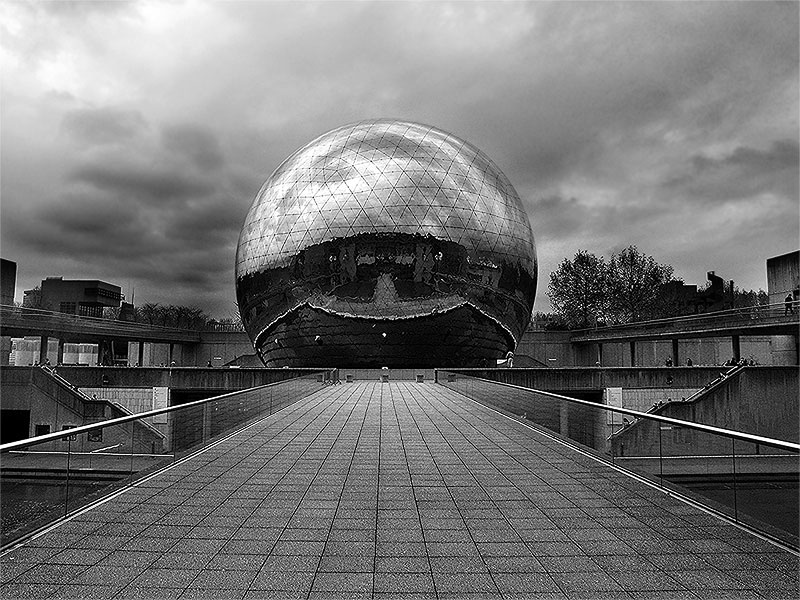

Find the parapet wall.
[
  {"left": 443, "top": 367, "right": 726, "bottom": 392},
  {"left": 612, "top": 366, "right": 799, "bottom": 457},
  {"left": 656, "top": 367, "right": 799, "bottom": 442},
  {"left": 38, "top": 366, "right": 326, "bottom": 391}
]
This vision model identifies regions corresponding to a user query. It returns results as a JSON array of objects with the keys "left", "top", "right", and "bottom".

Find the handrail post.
[
  {"left": 731, "top": 438, "right": 738, "bottom": 522},
  {"left": 658, "top": 423, "right": 664, "bottom": 487},
  {"left": 64, "top": 437, "right": 72, "bottom": 517},
  {"left": 129, "top": 423, "right": 135, "bottom": 482}
]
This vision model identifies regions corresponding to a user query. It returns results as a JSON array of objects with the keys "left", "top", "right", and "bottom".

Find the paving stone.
[
  {"left": 310, "top": 571, "right": 372, "bottom": 593},
  {"left": 10, "top": 563, "right": 89, "bottom": 585},
  {"left": 493, "top": 572, "right": 562, "bottom": 594},
  {"left": 318, "top": 554, "right": 374, "bottom": 573},
  {"left": 188, "top": 568, "right": 257, "bottom": 589},
  {"left": 69, "top": 565, "right": 144, "bottom": 587},
  {"left": 250, "top": 569, "right": 315, "bottom": 591},
  {"left": 433, "top": 572, "right": 500, "bottom": 593},
  {"left": 49, "top": 584, "right": 120, "bottom": 599},
  {"left": 550, "top": 571, "right": 627, "bottom": 593},
  {"left": 0, "top": 583, "right": 61, "bottom": 599},
  {"left": 374, "top": 571, "right": 436, "bottom": 593},
  {"left": 375, "top": 555, "right": 431, "bottom": 573},
  {"left": 178, "top": 588, "right": 247, "bottom": 599},
  {"left": 113, "top": 586, "right": 184, "bottom": 599}
]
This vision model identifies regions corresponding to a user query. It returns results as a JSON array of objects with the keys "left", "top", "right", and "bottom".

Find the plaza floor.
[{"left": 1, "top": 381, "right": 798, "bottom": 599}]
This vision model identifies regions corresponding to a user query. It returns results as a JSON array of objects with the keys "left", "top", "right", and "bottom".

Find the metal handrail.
[
  {"left": 108, "top": 401, "right": 167, "bottom": 440},
  {"left": 648, "top": 364, "right": 744, "bottom": 411},
  {"left": 436, "top": 370, "right": 800, "bottom": 453},
  {"left": 0, "top": 303, "right": 198, "bottom": 334},
  {"left": 571, "top": 301, "right": 796, "bottom": 335},
  {"left": 0, "top": 371, "right": 331, "bottom": 453}
]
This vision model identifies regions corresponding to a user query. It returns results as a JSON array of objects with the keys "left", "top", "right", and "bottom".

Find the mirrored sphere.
[{"left": 236, "top": 119, "right": 537, "bottom": 367}]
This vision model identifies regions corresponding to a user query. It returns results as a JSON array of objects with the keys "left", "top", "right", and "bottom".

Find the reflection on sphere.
[{"left": 236, "top": 119, "right": 537, "bottom": 367}]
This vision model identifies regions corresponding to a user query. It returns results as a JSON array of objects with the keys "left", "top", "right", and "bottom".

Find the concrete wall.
[
  {"left": 47, "top": 366, "right": 326, "bottom": 392},
  {"left": 443, "top": 367, "right": 725, "bottom": 392},
  {"left": 767, "top": 250, "right": 799, "bottom": 305},
  {"left": 340, "top": 368, "right": 436, "bottom": 382},
  {"left": 0, "top": 367, "right": 164, "bottom": 452},
  {"left": 125, "top": 332, "right": 255, "bottom": 368},
  {"left": 664, "top": 367, "right": 799, "bottom": 441},
  {"left": 79, "top": 387, "right": 162, "bottom": 415},
  {"left": 1, "top": 367, "right": 86, "bottom": 439},
  {"left": 516, "top": 329, "right": 776, "bottom": 368},
  {"left": 621, "top": 388, "right": 699, "bottom": 413},
  {"left": 515, "top": 330, "right": 573, "bottom": 367},
  {"left": 612, "top": 367, "right": 799, "bottom": 458}
]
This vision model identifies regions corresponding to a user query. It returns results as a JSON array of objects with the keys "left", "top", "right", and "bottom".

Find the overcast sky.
[{"left": 1, "top": 1, "right": 797, "bottom": 318}]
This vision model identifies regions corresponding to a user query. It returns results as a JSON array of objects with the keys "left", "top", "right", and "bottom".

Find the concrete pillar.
[
  {"left": 629, "top": 341, "right": 636, "bottom": 367},
  {"left": 57, "top": 339, "right": 65, "bottom": 365},
  {"left": 39, "top": 336, "right": 48, "bottom": 364},
  {"left": 769, "top": 335, "right": 798, "bottom": 365},
  {"left": 597, "top": 343, "right": 603, "bottom": 366},
  {"left": 671, "top": 339, "right": 679, "bottom": 367},
  {"left": 0, "top": 336, "right": 11, "bottom": 366},
  {"left": 559, "top": 402, "right": 569, "bottom": 437},
  {"left": 732, "top": 335, "right": 741, "bottom": 362},
  {"left": 138, "top": 342, "right": 145, "bottom": 367},
  {"left": 169, "top": 343, "right": 175, "bottom": 365},
  {"left": 202, "top": 403, "right": 212, "bottom": 442}
]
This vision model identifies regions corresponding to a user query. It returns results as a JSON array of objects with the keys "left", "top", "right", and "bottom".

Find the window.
[
  {"left": 79, "top": 304, "right": 103, "bottom": 318},
  {"left": 59, "top": 302, "right": 77, "bottom": 314},
  {"left": 34, "top": 424, "right": 51, "bottom": 436},
  {"left": 87, "top": 428, "right": 103, "bottom": 443}
]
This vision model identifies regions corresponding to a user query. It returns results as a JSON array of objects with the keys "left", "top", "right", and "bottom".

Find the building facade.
[{"left": 24, "top": 277, "right": 123, "bottom": 316}]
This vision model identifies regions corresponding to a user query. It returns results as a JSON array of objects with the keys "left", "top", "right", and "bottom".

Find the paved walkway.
[{"left": 2, "top": 382, "right": 797, "bottom": 599}]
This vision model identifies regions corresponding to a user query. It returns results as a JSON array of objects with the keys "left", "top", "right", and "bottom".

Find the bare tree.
[{"left": 137, "top": 303, "right": 161, "bottom": 325}]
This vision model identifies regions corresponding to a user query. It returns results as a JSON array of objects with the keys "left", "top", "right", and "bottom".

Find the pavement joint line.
[
  {"left": 293, "top": 381, "right": 371, "bottom": 597},
  {"left": 398, "top": 383, "right": 504, "bottom": 596},
  {"left": 371, "top": 379, "right": 383, "bottom": 596},
  {"left": 0, "top": 384, "right": 332, "bottom": 558},
  {"left": 169, "top": 381, "right": 357, "bottom": 595},
  {"left": 389, "top": 381, "right": 439, "bottom": 598},
  {"left": 446, "top": 382, "right": 800, "bottom": 557}
]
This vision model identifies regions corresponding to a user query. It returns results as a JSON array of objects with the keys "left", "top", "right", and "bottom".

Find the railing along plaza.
[{"left": 437, "top": 370, "right": 799, "bottom": 550}]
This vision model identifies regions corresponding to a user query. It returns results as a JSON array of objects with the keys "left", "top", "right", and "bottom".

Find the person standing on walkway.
[{"left": 785, "top": 293, "right": 794, "bottom": 315}]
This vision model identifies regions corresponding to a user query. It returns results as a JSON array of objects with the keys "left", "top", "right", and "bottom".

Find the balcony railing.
[
  {"left": 0, "top": 304, "right": 202, "bottom": 343},
  {"left": 0, "top": 370, "right": 337, "bottom": 548},
  {"left": 571, "top": 301, "right": 799, "bottom": 340},
  {"left": 437, "top": 370, "right": 799, "bottom": 550}
]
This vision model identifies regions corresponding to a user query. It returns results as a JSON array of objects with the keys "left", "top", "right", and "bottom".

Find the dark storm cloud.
[
  {"left": 161, "top": 124, "right": 225, "bottom": 171},
  {"left": 26, "top": 192, "right": 167, "bottom": 263},
  {"left": 68, "top": 161, "right": 215, "bottom": 203},
  {"left": 60, "top": 107, "right": 147, "bottom": 146},
  {"left": 666, "top": 140, "right": 799, "bottom": 203},
  {"left": 1, "top": 1, "right": 797, "bottom": 316},
  {"left": 169, "top": 198, "right": 246, "bottom": 245}
]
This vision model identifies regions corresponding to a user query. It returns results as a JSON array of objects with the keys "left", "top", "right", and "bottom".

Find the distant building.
[
  {"left": 1, "top": 259, "right": 17, "bottom": 306},
  {"left": 23, "top": 277, "right": 123, "bottom": 316},
  {"left": 766, "top": 250, "right": 799, "bottom": 306},
  {"left": 659, "top": 270, "right": 730, "bottom": 314}
]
